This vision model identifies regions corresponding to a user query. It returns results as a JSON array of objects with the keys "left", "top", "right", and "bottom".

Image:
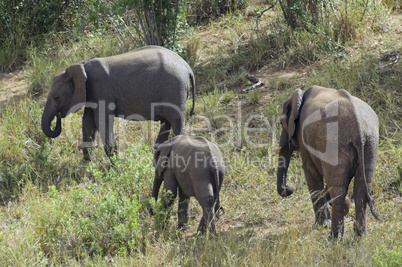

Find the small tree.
[
  {"left": 81, "top": 0, "right": 181, "bottom": 47},
  {"left": 277, "top": 0, "right": 383, "bottom": 44},
  {"left": 132, "top": 0, "right": 180, "bottom": 46}
]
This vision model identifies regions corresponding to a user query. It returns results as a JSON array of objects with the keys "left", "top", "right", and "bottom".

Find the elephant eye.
[{"left": 54, "top": 96, "right": 60, "bottom": 101}]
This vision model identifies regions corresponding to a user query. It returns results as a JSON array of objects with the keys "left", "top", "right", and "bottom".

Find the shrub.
[
  {"left": 28, "top": 144, "right": 152, "bottom": 261},
  {"left": 32, "top": 185, "right": 141, "bottom": 259}
]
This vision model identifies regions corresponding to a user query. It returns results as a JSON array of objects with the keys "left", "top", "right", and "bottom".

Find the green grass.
[{"left": 0, "top": 1, "right": 401, "bottom": 265}]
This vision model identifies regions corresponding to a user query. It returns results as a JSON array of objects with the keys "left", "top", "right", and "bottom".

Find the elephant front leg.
[
  {"left": 82, "top": 108, "right": 97, "bottom": 161},
  {"left": 177, "top": 187, "right": 190, "bottom": 230},
  {"left": 160, "top": 172, "right": 178, "bottom": 230}
]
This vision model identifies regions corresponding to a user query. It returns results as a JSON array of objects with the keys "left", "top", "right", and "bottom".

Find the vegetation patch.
[{"left": 0, "top": 0, "right": 401, "bottom": 265}]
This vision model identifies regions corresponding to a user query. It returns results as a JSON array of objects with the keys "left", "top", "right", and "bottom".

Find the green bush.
[
  {"left": 32, "top": 185, "right": 141, "bottom": 259},
  {"left": 27, "top": 144, "right": 152, "bottom": 261},
  {"left": 87, "top": 143, "right": 154, "bottom": 199},
  {"left": 0, "top": 0, "right": 78, "bottom": 70}
]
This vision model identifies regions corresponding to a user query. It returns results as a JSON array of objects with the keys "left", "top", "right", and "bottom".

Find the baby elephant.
[{"left": 152, "top": 135, "right": 225, "bottom": 234}]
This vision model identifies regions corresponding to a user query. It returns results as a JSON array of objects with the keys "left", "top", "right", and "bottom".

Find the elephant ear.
[
  {"left": 153, "top": 142, "right": 173, "bottom": 179},
  {"left": 285, "top": 88, "right": 303, "bottom": 142},
  {"left": 66, "top": 64, "right": 87, "bottom": 113}
]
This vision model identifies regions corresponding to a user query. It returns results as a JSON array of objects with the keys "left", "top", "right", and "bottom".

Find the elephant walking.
[
  {"left": 152, "top": 135, "right": 225, "bottom": 234},
  {"left": 41, "top": 46, "right": 195, "bottom": 160},
  {"left": 276, "top": 86, "right": 381, "bottom": 239}
]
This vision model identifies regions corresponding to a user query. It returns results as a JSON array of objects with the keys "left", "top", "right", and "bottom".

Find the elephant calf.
[
  {"left": 152, "top": 135, "right": 225, "bottom": 234},
  {"left": 276, "top": 86, "right": 381, "bottom": 239}
]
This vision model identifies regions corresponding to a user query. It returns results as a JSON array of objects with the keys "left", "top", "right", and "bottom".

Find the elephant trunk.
[
  {"left": 41, "top": 102, "right": 62, "bottom": 138},
  {"left": 150, "top": 176, "right": 163, "bottom": 216},
  {"left": 276, "top": 145, "right": 295, "bottom": 197}
]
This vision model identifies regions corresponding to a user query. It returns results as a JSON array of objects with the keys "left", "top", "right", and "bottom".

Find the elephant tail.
[
  {"left": 208, "top": 143, "right": 224, "bottom": 219},
  {"left": 213, "top": 168, "right": 224, "bottom": 220},
  {"left": 358, "top": 141, "right": 382, "bottom": 221},
  {"left": 189, "top": 72, "right": 196, "bottom": 117},
  {"left": 341, "top": 90, "right": 382, "bottom": 222}
]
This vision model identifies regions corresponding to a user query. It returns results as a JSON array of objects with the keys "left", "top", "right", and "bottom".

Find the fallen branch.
[
  {"left": 379, "top": 52, "right": 400, "bottom": 68},
  {"left": 241, "top": 74, "right": 264, "bottom": 93}
]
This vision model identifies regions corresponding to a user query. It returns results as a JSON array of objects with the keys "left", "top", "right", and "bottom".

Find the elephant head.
[
  {"left": 41, "top": 64, "right": 87, "bottom": 138},
  {"left": 276, "top": 88, "right": 303, "bottom": 197}
]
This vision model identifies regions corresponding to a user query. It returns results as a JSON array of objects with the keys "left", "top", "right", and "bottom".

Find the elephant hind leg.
[
  {"left": 171, "top": 116, "right": 185, "bottom": 137},
  {"left": 326, "top": 168, "right": 351, "bottom": 239},
  {"left": 353, "top": 167, "right": 369, "bottom": 236},
  {"left": 177, "top": 187, "right": 190, "bottom": 229},
  {"left": 354, "top": 140, "right": 378, "bottom": 236},
  {"left": 155, "top": 119, "right": 172, "bottom": 147},
  {"left": 197, "top": 195, "right": 215, "bottom": 234},
  {"left": 303, "top": 161, "right": 330, "bottom": 227},
  {"left": 328, "top": 188, "right": 347, "bottom": 239}
]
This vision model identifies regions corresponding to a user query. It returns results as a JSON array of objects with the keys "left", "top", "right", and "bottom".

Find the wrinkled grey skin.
[
  {"left": 152, "top": 135, "right": 225, "bottom": 234},
  {"left": 276, "top": 86, "right": 380, "bottom": 239},
  {"left": 41, "top": 46, "right": 195, "bottom": 160}
]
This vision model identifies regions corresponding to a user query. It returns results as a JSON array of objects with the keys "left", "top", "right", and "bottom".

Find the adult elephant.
[
  {"left": 41, "top": 46, "right": 195, "bottom": 160},
  {"left": 276, "top": 86, "right": 381, "bottom": 239}
]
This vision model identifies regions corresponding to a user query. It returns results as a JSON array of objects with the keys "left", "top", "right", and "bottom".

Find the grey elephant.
[
  {"left": 152, "top": 135, "right": 225, "bottom": 234},
  {"left": 41, "top": 46, "right": 195, "bottom": 160},
  {"left": 276, "top": 86, "right": 381, "bottom": 239}
]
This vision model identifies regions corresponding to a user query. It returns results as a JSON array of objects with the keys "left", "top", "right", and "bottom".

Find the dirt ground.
[{"left": 0, "top": 70, "right": 30, "bottom": 108}]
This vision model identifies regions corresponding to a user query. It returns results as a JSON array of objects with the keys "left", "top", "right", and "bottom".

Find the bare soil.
[{"left": 0, "top": 70, "right": 30, "bottom": 108}]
